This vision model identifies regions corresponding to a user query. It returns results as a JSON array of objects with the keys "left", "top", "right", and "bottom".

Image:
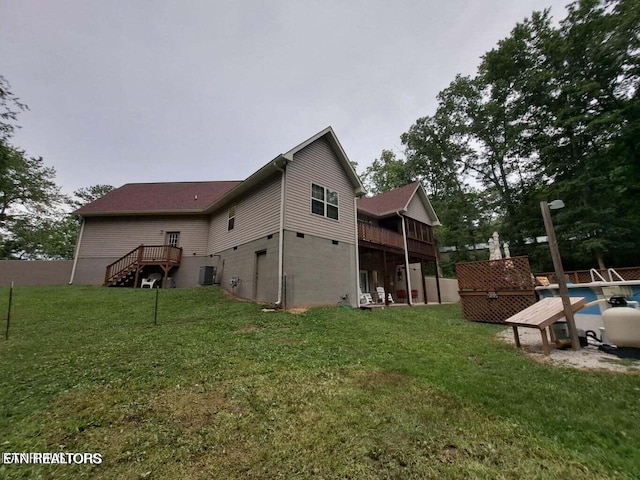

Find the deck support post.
[
  {"left": 434, "top": 258, "right": 442, "bottom": 304},
  {"left": 383, "top": 250, "right": 389, "bottom": 306},
  {"left": 421, "top": 261, "right": 428, "bottom": 304}
]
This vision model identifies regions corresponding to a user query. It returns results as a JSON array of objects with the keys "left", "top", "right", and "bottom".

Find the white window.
[
  {"left": 228, "top": 204, "right": 236, "bottom": 231},
  {"left": 166, "top": 231, "right": 180, "bottom": 247},
  {"left": 311, "top": 183, "right": 338, "bottom": 220}
]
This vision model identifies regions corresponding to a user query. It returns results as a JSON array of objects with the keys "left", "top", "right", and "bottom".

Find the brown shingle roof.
[
  {"left": 76, "top": 181, "right": 242, "bottom": 216},
  {"left": 357, "top": 181, "right": 420, "bottom": 216}
]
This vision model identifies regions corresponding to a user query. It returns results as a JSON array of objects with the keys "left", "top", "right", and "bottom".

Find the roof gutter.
[
  {"left": 354, "top": 196, "right": 362, "bottom": 307},
  {"left": 273, "top": 158, "right": 288, "bottom": 307}
]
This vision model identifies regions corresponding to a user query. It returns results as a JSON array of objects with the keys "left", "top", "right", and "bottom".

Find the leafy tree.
[
  {"left": 2, "top": 216, "right": 78, "bottom": 260},
  {"left": 400, "top": 113, "right": 497, "bottom": 270},
  {"left": 2, "top": 184, "right": 114, "bottom": 260},
  {"left": 361, "top": 149, "right": 414, "bottom": 195},
  {"left": 69, "top": 184, "right": 114, "bottom": 210},
  {"left": 366, "top": 0, "right": 640, "bottom": 271},
  {"left": 0, "top": 75, "right": 27, "bottom": 141},
  {"left": 0, "top": 75, "right": 71, "bottom": 259},
  {"left": 532, "top": 0, "right": 640, "bottom": 268},
  {"left": 0, "top": 143, "right": 60, "bottom": 227}
]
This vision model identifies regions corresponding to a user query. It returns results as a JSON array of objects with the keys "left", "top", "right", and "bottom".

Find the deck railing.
[
  {"left": 358, "top": 221, "right": 404, "bottom": 249},
  {"left": 406, "top": 237, "right": 436, "bottom": 258},
  {"left": 358, "top": 221, "right": 436, "bottom": 257},
  {"left": 104, "top": 245, "right": 182, "bottom": 285}
]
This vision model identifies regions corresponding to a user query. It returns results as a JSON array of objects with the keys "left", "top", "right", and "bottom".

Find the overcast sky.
[{"left": 1, "top": 0, "right": 570, "bottom": 194}]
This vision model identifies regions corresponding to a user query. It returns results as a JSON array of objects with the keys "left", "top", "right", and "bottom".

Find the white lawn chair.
[
  {"left": 359, "top": 289, "right": 374, "bottom": 306},
  {"left": 376, "top": 286, "right": 394, "bottom": 304},
  {"left": 140, "top": 272, "right": 162, "bottom": 288}
]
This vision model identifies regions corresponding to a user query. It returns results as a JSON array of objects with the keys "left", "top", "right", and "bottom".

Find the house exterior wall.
[
  {"left": 214, "top": 234, "right": 279, "bottom": 303},
  {"left": 207, "top": 174, "right": 281, "bottom": 254},
  {"left": 78, "top": 215, "right": 210, "bottom": 257},
  {"left": 74, "top": 215, "right": 210, "bottom": 286},
  {"left": 405, "top": 194, "right": 434, "bottom": 225},
  {"left": 282, "top": 230, "right": 357, "bottom": 307},
  {"left": 284, "top": 137, "right": 357, "bottom": 244},
  {"left": 72, "top": 254, "right": 214, "bottom": 287}
]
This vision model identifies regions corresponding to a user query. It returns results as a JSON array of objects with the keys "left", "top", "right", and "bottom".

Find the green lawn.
[{"left": 0, "top": 286, "right": 639, "bottom": 479}]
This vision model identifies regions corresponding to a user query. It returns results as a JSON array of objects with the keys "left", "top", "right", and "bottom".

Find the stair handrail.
[
  {"left": 104, "top": 245, "right": 144, "bottom": 285},
  {"left": 607, "top": 268, "right": 625, "bottom": 282},
  {"left": 589, "top": 268, "right": 607, "bottom": 283}
]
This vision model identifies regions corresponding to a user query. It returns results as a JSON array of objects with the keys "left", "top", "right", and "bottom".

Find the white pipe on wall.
[{"left": 274, "top": 161, "right": 286, "bottom": 306}]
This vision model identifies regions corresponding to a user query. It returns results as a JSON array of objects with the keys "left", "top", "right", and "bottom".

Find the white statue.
[
  {"left": 488, "top": 232, "right": 502, "bottom": 260},
  {"left": 492, "top": 232, "right": 502, "bottom": 260},
  {"left": 503, "top": 242, "right": 511, "bottom": 258}
]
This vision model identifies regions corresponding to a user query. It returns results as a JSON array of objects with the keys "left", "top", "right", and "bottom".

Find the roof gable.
[
  {"left": 357, "top": 182, "right": 419, "bottom": 216},
  {"left": 357, "top": 181, "right": 441, "bottom": 225},
  {"left": 283, "top": 127, "right": 365, "bottom": 195}
]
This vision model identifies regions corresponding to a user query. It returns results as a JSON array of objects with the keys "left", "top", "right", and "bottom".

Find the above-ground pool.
[{"left": 536, "top": 280, "right": 640, "bottom": 332}]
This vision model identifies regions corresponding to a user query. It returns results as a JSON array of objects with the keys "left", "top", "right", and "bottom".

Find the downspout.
[
  {"left": 274, "top": 161, "right": 286, "bottom": 306},
  {"left": 398, "top": 213, "right": 412, "bottom": 305},
  {"left": 354, "top": 197, "right": 361, "bottom": 307},
  {"left": 68, "top": 216, "right": 85, "bottom": 284}
]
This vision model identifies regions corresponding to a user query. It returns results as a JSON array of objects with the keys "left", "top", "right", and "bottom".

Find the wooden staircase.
[{"left": 105, "top": 245, "right": 182, "bottom": 287}]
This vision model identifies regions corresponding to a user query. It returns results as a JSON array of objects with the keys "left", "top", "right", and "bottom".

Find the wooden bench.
[{"left": 505, "top": 297, "right": 586, "bottom": 355}]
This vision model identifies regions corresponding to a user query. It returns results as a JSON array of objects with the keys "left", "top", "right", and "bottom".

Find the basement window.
[{"left": 311, "top": 183, "right": 339, "bottom": 220}]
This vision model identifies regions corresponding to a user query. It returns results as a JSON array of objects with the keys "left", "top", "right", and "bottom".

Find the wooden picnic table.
[{"left": 505, "top": 296, "right": 586, "bottom": 355}]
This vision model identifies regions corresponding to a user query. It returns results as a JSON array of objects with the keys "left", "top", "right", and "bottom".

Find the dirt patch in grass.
[
  {"left": 287, "top": 307, "right": 309, "bottom": 314},
  {"left": 352, "top": 369, "right": 413, "bottom": 392},
  {"left": 497, "top": 327, "right": 640, "bottom": 373},
  {"left": 235, "top": 325, "right": 265, "bottom": 334},
  {"left": 150, "top": 389, "right": 231, "bottom": 430}
]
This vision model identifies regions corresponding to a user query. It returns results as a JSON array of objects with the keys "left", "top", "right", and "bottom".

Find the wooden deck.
[{"left": 505, "top": 296, "right": 586, "bottom": 355}]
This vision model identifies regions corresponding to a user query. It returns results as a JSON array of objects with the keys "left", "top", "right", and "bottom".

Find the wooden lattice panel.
[
  {"left": 459, "top": 291, "right": 536, "bottom": 324},
  {"left": 456, "top": 257, "right": 534, "bottom": 292},
  {"left": 457, "top": 257, "right": 535, "bottom": 324}
]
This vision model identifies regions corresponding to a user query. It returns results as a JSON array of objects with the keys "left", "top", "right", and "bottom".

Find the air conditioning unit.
[{"left": 198, "top": 266, "right": 216, "bottom": 286}]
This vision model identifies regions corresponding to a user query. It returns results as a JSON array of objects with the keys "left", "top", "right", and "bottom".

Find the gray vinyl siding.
[
  {"left": 284, "top": 137, "right": 356, "bottom": 244},
  {"left": 208, "top": 174, "right": 281, "bottom": 254},
  {"left": 405, "top": 194, "right": 434, "bottom": 225},
  {"left": 78, "top": 215, "right": 210, "bottom": 258}
]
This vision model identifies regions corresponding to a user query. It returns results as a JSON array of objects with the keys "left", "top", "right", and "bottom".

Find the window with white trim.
[
  {"left": 166, "top": 231, "right": 180, "bottom": 247},
  {"left": 311, "top": 183, "right": 338, "bottom": 220}
]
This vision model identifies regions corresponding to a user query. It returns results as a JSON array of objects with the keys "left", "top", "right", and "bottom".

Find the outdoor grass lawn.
[{"left": 1, "top": 287, "right": 639, "bottom": 479}]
